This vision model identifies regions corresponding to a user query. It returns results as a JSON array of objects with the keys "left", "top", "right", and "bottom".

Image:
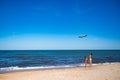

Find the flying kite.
[{"left": 78, "top": 35, "right": 87, "bottom": 38}]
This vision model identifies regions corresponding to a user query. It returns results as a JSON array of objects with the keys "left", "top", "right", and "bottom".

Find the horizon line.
[{"left": 0, "top": 49, "right": 120, "bottom": 51}]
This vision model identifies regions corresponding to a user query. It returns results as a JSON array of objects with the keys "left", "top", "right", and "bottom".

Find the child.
[
  {"left": 89, "top": 52, "right": 92, "bottom": 66},
  {"left": 84, "top": 56, "right": 88, "bottom": 68}
]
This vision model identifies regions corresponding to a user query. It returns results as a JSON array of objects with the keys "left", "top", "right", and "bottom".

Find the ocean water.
[{"left": 0, "top": 50, "right": 120, "bottom": 73}]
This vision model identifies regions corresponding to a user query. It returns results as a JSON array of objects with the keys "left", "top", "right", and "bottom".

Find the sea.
[{"left": 0, "top": 50, "right": 120, "bottom": 73}]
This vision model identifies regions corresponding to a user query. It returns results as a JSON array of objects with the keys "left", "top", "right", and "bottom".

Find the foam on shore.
[{"left": 0, "top": 62, "right": 119, "bottom": 73}]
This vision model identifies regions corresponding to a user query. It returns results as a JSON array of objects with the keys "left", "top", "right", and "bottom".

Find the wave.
[
  {"left": 0, "top": 62, "right": 119, "bottom": 73},
  {"left": 0, "top": 64, "right": 80, "bottom": 73}
]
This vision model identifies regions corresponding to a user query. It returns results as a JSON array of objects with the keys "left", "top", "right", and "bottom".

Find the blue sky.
[{"left": 0, "top": 0, "right": 120, "bottom": 50}]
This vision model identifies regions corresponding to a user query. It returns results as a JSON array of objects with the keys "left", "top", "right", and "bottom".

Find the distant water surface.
[{"left": 0, "top": 50, "right": 120, "bottom": 72}]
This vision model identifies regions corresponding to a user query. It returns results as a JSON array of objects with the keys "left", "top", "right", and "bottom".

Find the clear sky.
[{"left": 0, "top": 0, "right": 120, "bottom": 50}]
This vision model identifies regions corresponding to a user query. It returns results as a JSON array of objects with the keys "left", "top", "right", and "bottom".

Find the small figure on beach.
[
  {"left": 84, "top": 56, "right": 88, "bottom": 68},
  {"left": 89, "top": 52, "right": 93, "bottom": 66}
]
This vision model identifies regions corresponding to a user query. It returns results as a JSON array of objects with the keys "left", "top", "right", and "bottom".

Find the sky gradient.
[{"left": 0, "top": 0, "right": 120, "bottom": 50}]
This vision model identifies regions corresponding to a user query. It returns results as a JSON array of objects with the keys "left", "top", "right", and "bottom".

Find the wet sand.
[{"left": 0, "top": 63, "right": 120, "bottom": 80}]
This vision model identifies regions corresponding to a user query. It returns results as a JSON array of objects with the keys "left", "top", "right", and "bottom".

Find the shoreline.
[
  {"left": 0, "top": 63, "right": 120, "bottom": 80},
  {"left": 0, "top": 62, "right": 119, "bottom": 73},
  {"left": 0, "top": 62, "right": 119, "bottom": 74}
]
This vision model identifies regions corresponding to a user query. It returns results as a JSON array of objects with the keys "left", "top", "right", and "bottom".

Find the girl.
[{"left": 84, "top": 56, "right": 88, "bottom": 68}]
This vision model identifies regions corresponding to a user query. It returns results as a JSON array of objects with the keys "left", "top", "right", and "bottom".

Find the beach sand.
[{"left": 0, "top": 63, "right": 120, "bottom": 80}]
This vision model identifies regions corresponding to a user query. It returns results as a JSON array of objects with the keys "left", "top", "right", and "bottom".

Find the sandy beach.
[{"left": 0, "top": 63, "right": 120, "bottom": 80}]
